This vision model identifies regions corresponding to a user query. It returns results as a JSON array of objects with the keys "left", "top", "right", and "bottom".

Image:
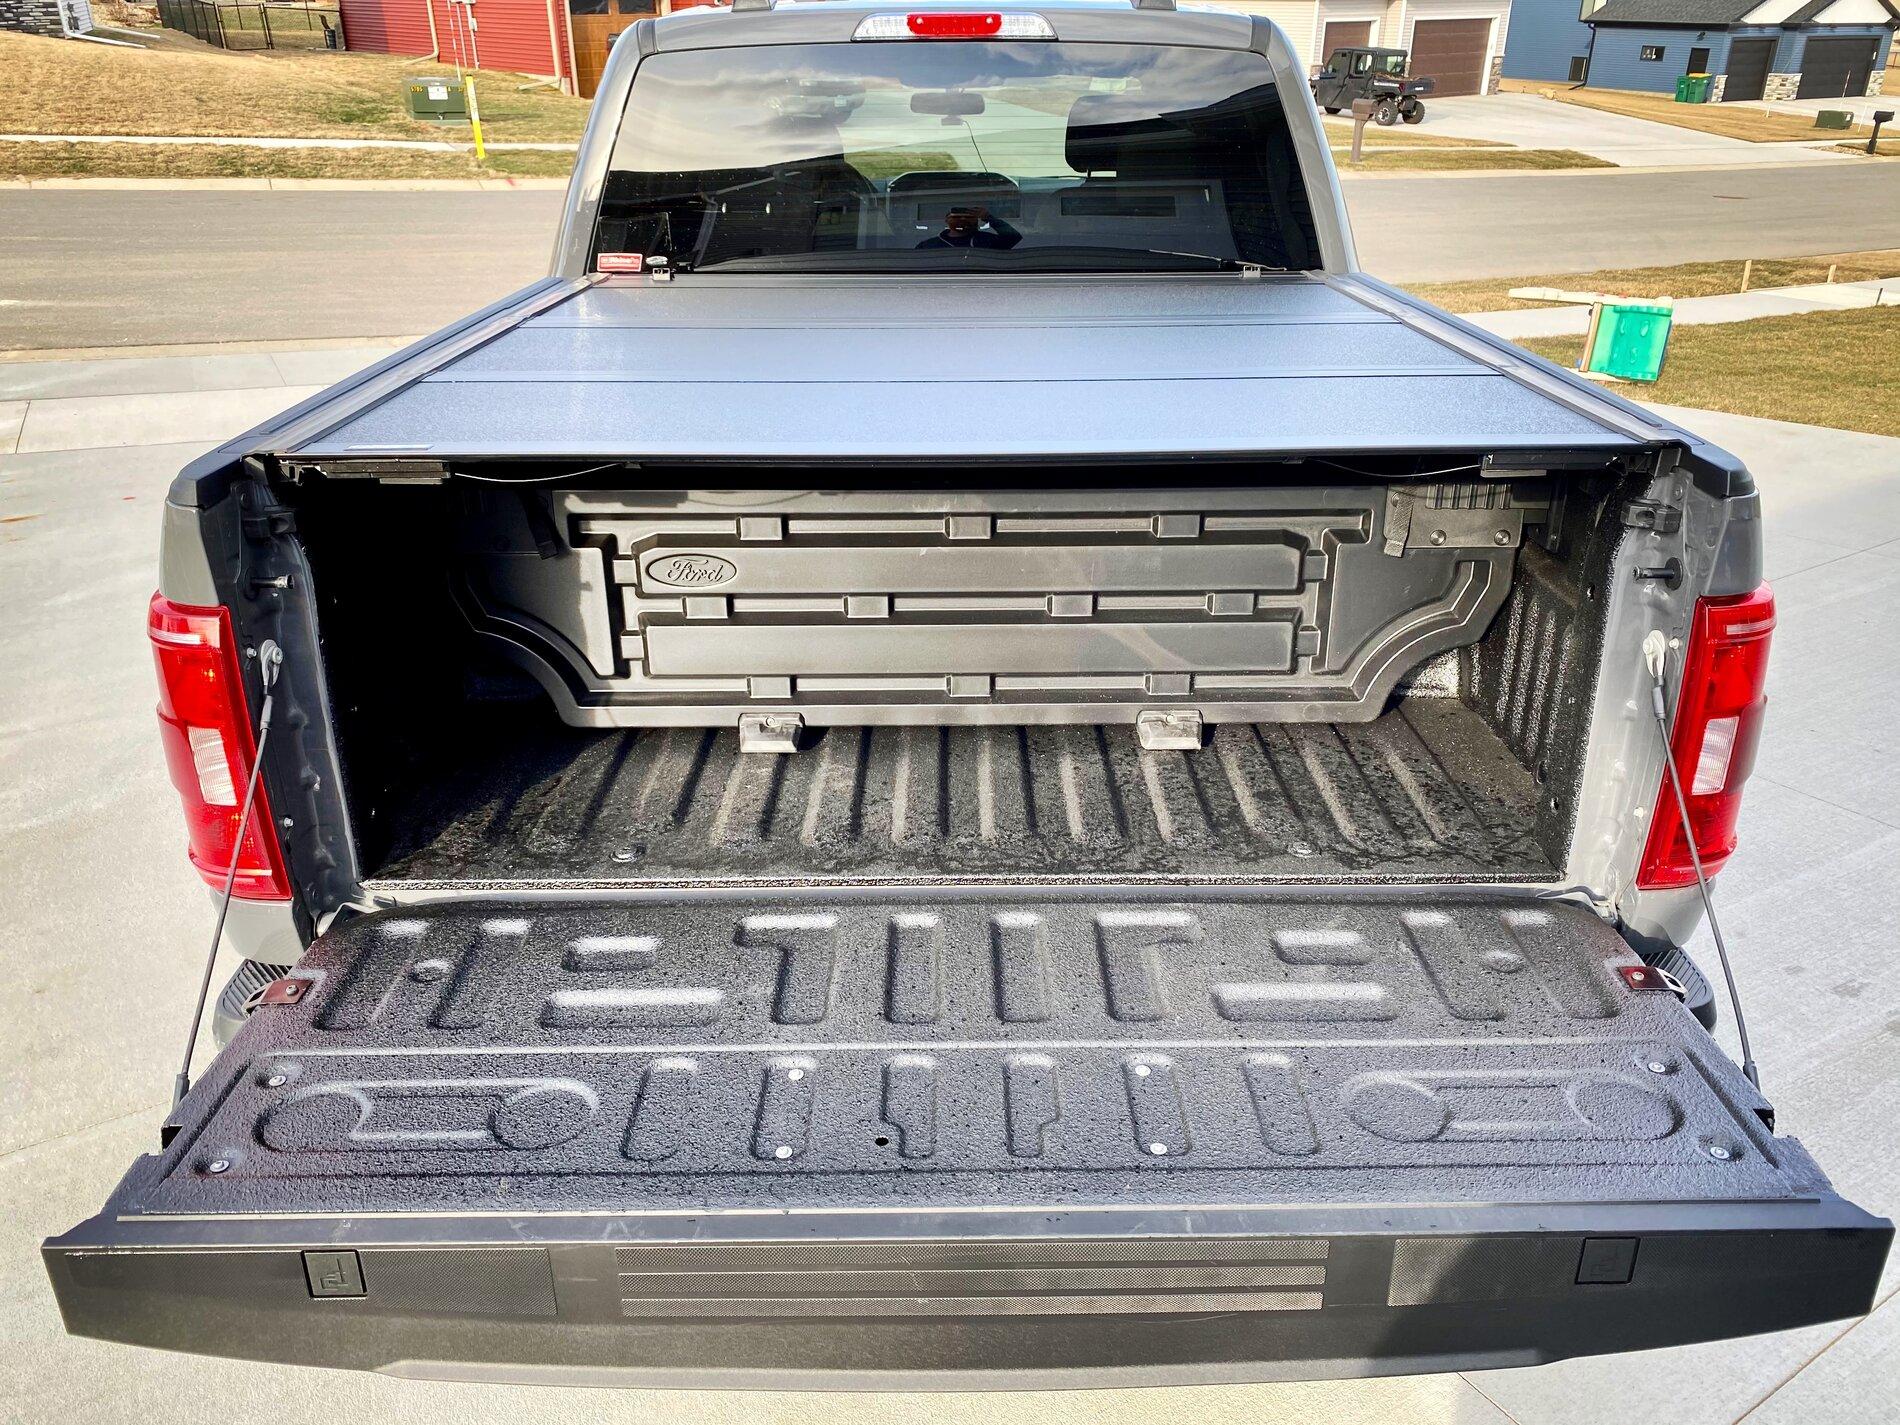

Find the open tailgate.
[{"left": 47, "top": 893, "right": 1889, "bottom": 1386}]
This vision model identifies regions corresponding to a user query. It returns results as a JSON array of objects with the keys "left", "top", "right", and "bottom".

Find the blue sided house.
[{"left": 1502, "top": 0, "right": 1895, "bottom": 100}]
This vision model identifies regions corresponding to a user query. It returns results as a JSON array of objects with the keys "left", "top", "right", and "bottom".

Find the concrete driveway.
[
  {"left": 1411, "top": 91, "right": 1851, "bottom": 166},
  {"left": 1, "top": 352, "right": 1897, "bottom": 1423}
]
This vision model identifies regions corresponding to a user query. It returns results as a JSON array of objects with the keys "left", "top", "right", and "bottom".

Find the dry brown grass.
[
  {"left": 1499, "top": 78, "right": 1871, "bottom": 142},
  {"left": 0, "top": 138, "right": 572, "bottom": 179},
  {"left": 1518, "top": 306, "right": 1900, "bottom": 437},
  {"left": 1837, "top": 139, "right": 1900, "bottom": 157},
  {"left": 0, "top": 29, "right": 587, "bottom": 141},
  {"left": 1319, "top": 120, "right": 1503, "bottom": 148},
  {"left": 1406, "top": 250, "right": 1900, "bottom": 314},
  {"left": 1331, "top": 147, "right": 1614, "bottom": 171}
]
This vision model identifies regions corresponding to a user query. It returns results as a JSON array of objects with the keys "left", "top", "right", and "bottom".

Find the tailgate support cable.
[
  {"left": 1644, "top": 631, "right": 1762, "bottom": 1091},
  {"left": 171, "top": 640, "right": 284, "bottom": 1109}
]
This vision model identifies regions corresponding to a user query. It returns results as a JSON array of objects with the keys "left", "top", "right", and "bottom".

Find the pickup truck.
[{"left": 45, "top": 0, "right": 1890, "bottom": 1388}]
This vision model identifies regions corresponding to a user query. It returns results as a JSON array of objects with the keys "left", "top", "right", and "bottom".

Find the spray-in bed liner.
[
  {"left": 125, "top": 892, "right": 1822, "bottom": 1223},
  {"left": 373, "top": 698, "right": 1552, "bottom": 886}
]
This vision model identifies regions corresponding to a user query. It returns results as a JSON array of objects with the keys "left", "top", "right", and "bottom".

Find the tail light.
[
  {"left": 1637, "top": 583, "right": 1776, "bottom": 890},
  {"left": 149, "top": 593, "right": 291, "bottom": 901}
]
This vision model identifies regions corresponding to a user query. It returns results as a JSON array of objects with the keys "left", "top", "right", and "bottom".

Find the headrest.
[{"left": 1064, "top": 93, "right": 1194, "bottom": 174}]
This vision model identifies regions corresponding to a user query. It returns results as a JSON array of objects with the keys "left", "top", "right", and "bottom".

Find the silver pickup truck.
[{"left": 45, "top": 0, "right": 1889, "bottom": 1388}]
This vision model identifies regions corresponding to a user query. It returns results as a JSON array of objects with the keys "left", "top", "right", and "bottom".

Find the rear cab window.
[{"left": 591, "top": 38, "right": 1320, "bottom": 273}]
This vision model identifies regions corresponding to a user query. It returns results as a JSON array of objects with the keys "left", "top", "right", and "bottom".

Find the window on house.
[
  {"left": 1640, "top": 45, "right": 1665, "bottom": 61},
  {"left": 1568, "top": 55, "right": 1589, "bottom": 81}
]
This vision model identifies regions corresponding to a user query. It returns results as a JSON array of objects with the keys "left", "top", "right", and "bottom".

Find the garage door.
[
  {"left": 1320, "top": 19, "right": 1374, "bottom": 66},
  {"left": 1408, "top": 18, "right": 1492, "bottom": 97},
  {"left": 1797, "top": 37, "right": 1880, "bottom": 99},
  {"left": 1722, "top": 37, "right": 1773, "bottom": 102}
]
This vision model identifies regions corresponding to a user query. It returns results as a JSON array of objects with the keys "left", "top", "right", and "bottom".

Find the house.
[
  {"left": 1, "top": 0, "right": 93, "bottom": 38},
  {"left": 1216, "top": 0, "right": 1515, "bottom": 94},
  {"left": 336, "top": 0, "right": 720, "bottom": 97},
  {"left": 1502, "top": 0, "right": 1895, "bottom": 99}
]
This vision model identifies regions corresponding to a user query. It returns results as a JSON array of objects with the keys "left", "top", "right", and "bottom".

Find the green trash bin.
[
  {"left": 1584, "top": 301, "right": 1673, "bottom": 383},
  {"left": 1675, "top": 73, "right": 1712, "bottom": 103}
]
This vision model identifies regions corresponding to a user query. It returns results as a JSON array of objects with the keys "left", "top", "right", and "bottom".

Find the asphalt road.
[{"left": 2, "top": 163, "right": 1898, "bottom": 350}]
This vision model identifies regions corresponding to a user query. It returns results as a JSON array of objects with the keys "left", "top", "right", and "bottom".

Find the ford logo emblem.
[{"left": 645, "top": 553, "right": 738, "bottom": 589}]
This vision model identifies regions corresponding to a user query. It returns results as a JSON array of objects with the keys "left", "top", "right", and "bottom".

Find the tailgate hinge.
[{"left": 1617, "top": 962, "right": 1686, "bottom": 998}]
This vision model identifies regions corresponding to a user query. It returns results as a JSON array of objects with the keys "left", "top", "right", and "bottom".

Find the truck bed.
[
  {"left": 257, "top": 274, "right": 1668, "bottom": 465},
  {"left": 372, "top": 698, "right": 1552, "bottom": 887}
]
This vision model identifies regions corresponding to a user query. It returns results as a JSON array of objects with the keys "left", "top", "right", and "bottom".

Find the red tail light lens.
[
  {"left": 1637, "top": 583, "right": 1776, "bottom": 890},
  {"left": 907, "top": 11, "right": 1003, "bottom": 35},
  {"left": 149, "top": 594, "right": 290, "bottom": 900}
]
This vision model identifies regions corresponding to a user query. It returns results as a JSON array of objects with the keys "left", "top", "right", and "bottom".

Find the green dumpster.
[
  {"left": 1583, "top": 301, "right": 1673, "bottom": 383},
  {"left": 1674, "top": 73, "right": 1712, "bottom": 103}
]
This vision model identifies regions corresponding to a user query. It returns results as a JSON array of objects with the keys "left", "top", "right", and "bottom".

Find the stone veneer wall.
[
  {"left": 1488, "top": 52, "right": 1504, "bottom": 93},
  {"left": 0, "top": 0, "right": 71, "bottom": 34},
  {"left": 1762, "top": 69, "right": 1801, "bottom": 101}
]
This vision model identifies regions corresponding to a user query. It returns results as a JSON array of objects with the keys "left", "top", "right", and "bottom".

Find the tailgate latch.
[
  {"left": 1137, "top": 710, "right": 1205, "bottom": 751},
  {"left": 1382, "top": 483, "right": 1527, "bottom": 556}
]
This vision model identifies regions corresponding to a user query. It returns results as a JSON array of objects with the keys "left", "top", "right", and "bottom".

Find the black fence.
[{"left": 156, "top": 0, "right": 342, "bottom": 51}]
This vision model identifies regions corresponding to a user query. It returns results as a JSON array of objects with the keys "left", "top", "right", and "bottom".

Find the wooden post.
[
  {"left": 1740, "top": 258, "right": 1753, "bottom": 293},
  {"left": 1827, "top": 264, "right": 1839, "bottom": 284}
]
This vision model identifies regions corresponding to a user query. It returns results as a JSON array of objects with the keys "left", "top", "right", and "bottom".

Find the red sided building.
[{"left": 338, "top": 0, "right": 722, "bottom": 97}]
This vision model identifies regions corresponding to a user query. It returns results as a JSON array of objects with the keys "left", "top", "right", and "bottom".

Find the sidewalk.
[
  {"left": 1466, "top": 276, "right": 1900, "bottom": 339},
  {"left": 0, "top": 342, "right": 400, "bottom": 455},
  {"left": 1405, "top": 92, "right": 1859, "bottom": 168}
]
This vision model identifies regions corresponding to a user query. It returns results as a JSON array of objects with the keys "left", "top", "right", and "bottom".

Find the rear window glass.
[{"left": 592, "top": 40, "right": 1319, "bottom": 273}]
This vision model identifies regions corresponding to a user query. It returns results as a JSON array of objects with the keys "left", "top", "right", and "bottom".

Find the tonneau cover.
[{"left": 266, "top": 274, "right": 1668, "bottom": 463}]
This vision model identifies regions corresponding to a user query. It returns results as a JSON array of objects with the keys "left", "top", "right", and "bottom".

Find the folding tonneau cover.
[{"left": 252, "top": 273, "right": 1672, "bottom": 467}]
